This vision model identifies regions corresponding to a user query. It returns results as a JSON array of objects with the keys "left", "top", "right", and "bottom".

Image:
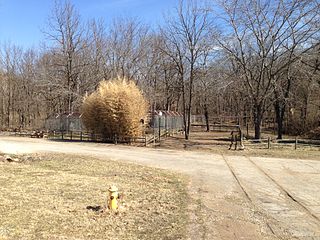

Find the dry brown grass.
[
  {"left": 82, "top": 78, "right": 148, "bottom": 138},
  {"left": 0, "top": 153, "right": 188, "bottom": 240}
]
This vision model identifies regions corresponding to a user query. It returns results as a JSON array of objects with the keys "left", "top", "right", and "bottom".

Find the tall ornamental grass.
[{"left": 81, "top": 78, "right": 148, "bottom": 138}]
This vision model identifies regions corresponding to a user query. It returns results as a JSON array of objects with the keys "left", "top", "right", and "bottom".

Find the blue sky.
[{"left": 0, "top": 0, "right": 177, "bottom": 48}]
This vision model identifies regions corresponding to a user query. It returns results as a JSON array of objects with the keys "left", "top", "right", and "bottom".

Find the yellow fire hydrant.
[{"left": 108, "top": 186, "right": 119, "bottom": 210}]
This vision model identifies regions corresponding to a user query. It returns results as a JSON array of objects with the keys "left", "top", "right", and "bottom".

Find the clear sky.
[{"left": 0, "top": 0, "right": 177, "bottom": 49}]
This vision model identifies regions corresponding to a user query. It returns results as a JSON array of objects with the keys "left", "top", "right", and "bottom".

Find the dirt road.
[{"left": 1, "top": 136, "right": 319, "bottom": 239}]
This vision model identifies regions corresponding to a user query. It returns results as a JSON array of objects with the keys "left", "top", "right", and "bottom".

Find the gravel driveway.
[{"left": 1, "top": 136, "right": 319, "bottom": 240}]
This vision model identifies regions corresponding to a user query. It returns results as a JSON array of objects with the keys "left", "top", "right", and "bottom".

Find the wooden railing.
[
  {"left": 5, "top": 130, "right": 319, "bottom": 150},
  {"left": 47, "top": 130, "right": 148, "bottom": 145}
]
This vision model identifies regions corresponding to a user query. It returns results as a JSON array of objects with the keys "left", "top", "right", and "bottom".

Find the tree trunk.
[
  {"left": 273, "top": 74, "right": 292, "bottom": 139},
  {"left": 7, "top": 90, "right": 11, "bottom": 128},
  {"left": 204, "top": 104, "right": 209, "bottom": 132},
  {"left": 186, "top": 104, "right": 191, "bottom": 140},
  {"left": 181, "top": 77, "right": 188, "bottom": 140},
  {"left": 302, "top": 95, "right": 308, "bottom": 130},
  {"left": 185, "top": 62, "right": 195, "bottom": 140},
  {"left": 253, "top": 103, "right": 263, "bottom": 140},
  {"left": 274, "top": 101, "right": 286, "bottom": 139},
  {"left": 254, "top": 119, "right": 261, "bottom": 139}
]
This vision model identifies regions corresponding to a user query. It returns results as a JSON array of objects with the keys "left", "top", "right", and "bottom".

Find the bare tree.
[
  {"left": 288, "top": 55, "right": 320, "bottom": 133},
  {"left": 161, "top": 0, "right": 211, "bottom": 139},
  {"left": 0, "top": 43, "right": 23, "bottom": 128},
  {"left": 214, "top": 0, "right": 320, "bottom": 139},
  {"left": 85, "top": 19, "right": 106, "bottom": 90},
  {"left": 102, "top": 18, "right": 150, "bottom": 81},
  {"left": 43, "top": 0, "right": 87, "bottom": 113}
]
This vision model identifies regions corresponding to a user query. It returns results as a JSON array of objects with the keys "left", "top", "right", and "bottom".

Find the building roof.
[
  {"left": 153, "top": 110, "right": 183, "bottom": 117},
  {"left": 47, "top": 112, "right": 82, "bottom": 119}
]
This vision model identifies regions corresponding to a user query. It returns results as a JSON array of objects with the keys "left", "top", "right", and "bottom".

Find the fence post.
[
  {"left": 80, "top": 132, "right": 82, "bottom": 141},
  {"left": 246, "top": 123, "right": 249, "bottom": 138},
  {"left": 295, "top": 137, "right": 298, "bottom": 150},
  {"left": 145, "top": 135, "right": 147, "bottom": 147},
  {"left": 158, "top": 117, "right": 161, "bottom": 145},
  {"left": 61, "top": 131, "right": 64, "bottom": 140},
  {"left": 268, "top": 137, "right": 271, "bottom": 149},
  {"left": 70, "top": 131, "right": 73, "bottom": 140}
]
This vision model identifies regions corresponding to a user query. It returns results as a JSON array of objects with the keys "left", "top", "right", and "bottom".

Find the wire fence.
[
  {"left": 150, "top": 111, "right": 184, "bottom": 131},
  {"left": 44, "top": 113, "right": 84, "bottom": 132}
]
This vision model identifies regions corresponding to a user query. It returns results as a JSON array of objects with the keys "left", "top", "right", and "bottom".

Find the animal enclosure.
[{"left": 45, "top": 112, "right": 84, "bottom": 132}]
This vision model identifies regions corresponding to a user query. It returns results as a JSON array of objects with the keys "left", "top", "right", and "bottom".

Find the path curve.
[{"left": 1, "top": 136, "right": 319, "bottom": 240}]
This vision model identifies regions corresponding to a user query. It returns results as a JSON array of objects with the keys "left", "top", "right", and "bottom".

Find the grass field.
[{"left": 0, "top": 153, "right": 188, "bottom": 240}]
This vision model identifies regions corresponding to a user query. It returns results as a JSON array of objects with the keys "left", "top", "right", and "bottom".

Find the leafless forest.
[{"left": 0, "top": 0, "right": 319, "bottom": 140}]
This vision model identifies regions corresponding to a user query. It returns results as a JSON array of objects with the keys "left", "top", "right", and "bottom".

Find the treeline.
[{"left": 0, "top": 0, "right": 319, "bottom": 139}]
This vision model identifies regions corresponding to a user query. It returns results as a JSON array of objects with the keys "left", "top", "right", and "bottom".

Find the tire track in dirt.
[
  {"left": 250, "top": 157, "right": 320, "bottom": 222},
  {"left": 223, "top": 155, "right": 252, "bottom": 202},
  {"left": 247, "top": 157, "right": 320, "bottom": 223},
  {"left": 222, "top": 155, "right": 279, "bottom": 238},
  {"left": 224, "top": 155, "right": 320, "bottom": 239}
]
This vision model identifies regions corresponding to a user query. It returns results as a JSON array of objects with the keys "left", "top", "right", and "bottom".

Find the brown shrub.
[
  {"left": 81, "top": 78, "right": 148, "bottom": 138},
  {"left": 305, "top": 127, "right": 320, "bottom": 140}
]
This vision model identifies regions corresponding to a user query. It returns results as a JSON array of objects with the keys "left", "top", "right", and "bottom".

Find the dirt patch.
[{"left": 0, "top": 153, "right": 188, "bottom": 240}]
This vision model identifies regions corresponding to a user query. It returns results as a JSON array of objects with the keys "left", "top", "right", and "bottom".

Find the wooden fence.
[
  {"left": 46, "top": 131, "right": 147, "bottom": 145},
  {"left": 7, "top": 129, "right": 182, "bottom": 147},
  {"left": 192, "top": 123, "right": 240, "bottom": 132},
  {"left": 243, "top": 137, "right": 320, "bottom": 150},
  {"left": 7, "top": 130, "right": 320, "bottom": 150}
]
